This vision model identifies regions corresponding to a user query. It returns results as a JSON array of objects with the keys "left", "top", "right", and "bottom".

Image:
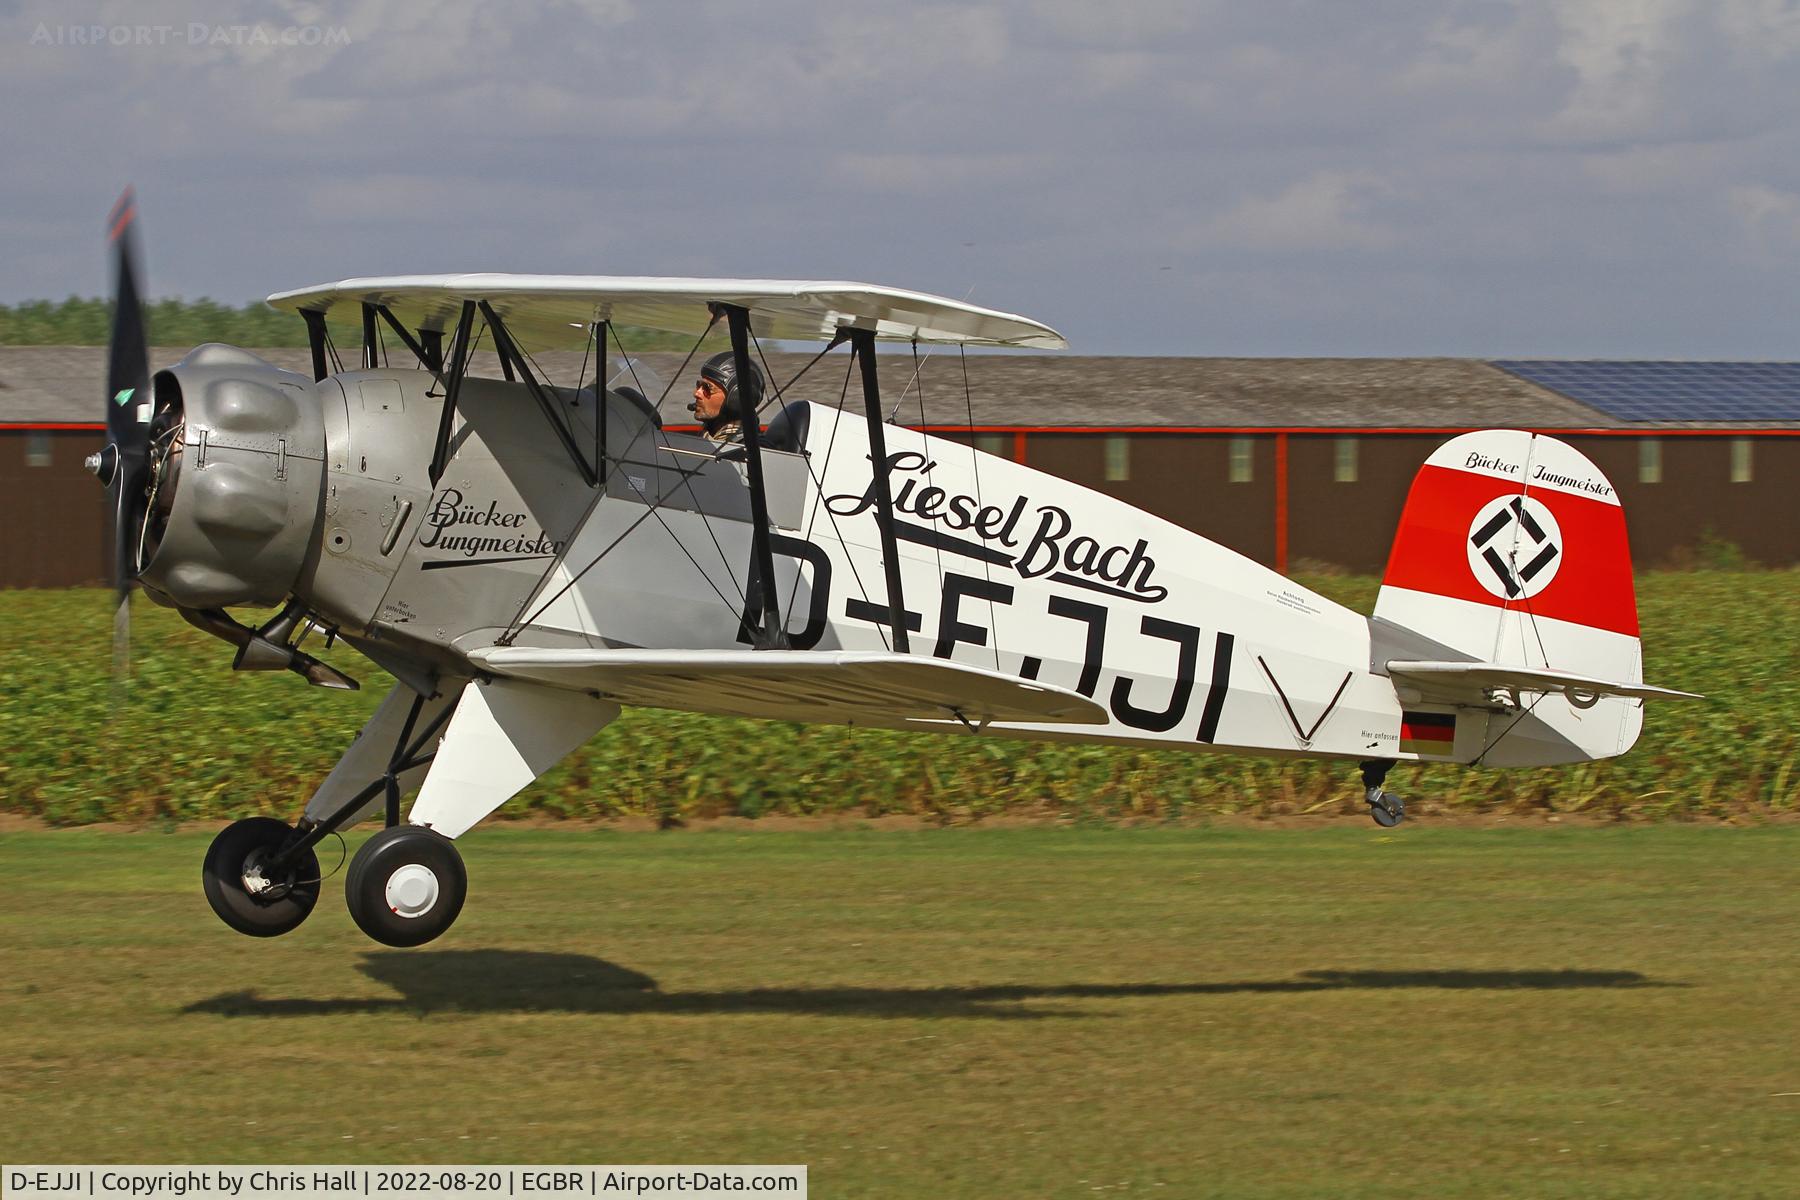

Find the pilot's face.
[{"left": 693, "top": 377, "right": 725, "bottom": 421}]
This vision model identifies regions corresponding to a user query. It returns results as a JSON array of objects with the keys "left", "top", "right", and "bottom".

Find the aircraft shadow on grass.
[{"left": 182, "top": 951, "right": 1684, "bottom": 1021}]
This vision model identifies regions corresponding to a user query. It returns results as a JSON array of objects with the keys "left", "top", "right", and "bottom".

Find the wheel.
[
  {"left": 202, "top": 817, "right": 321, "bottom": 937},
  {"left": 1369, "top": 791, "right": 1406, "bottom": 828},
  {"left": 345, "top": 825, "right": 467, "bottom": 947}
]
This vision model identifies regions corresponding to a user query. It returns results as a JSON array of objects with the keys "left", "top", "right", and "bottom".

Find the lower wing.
[{"left": 468, "top": 647, "right": 1108, "bottom": 729}]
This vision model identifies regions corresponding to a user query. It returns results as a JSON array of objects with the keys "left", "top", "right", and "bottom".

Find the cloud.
[
  {"left": 1189, "top": 171, "right": 1398, "bottom": 254},
  {"left": 1728, "top": 183, "right": 1800, "bottom": 248},
  {"left": 1543, "top": 0, "right": 1692, "bottom": 141},
  {"left": 5, "top": 0, "right": 1800, "bottom": 355},
  {"left": 828, "top": 151, "right": 1054, "bottom": 194}
]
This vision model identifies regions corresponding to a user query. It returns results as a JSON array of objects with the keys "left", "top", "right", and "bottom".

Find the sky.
[{"left": 5, "top": 0, "right": 1800, "bottom": 357}]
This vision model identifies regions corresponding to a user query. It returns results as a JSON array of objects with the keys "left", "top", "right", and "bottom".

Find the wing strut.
[
  {"left": 428, "top": 301, "right": 478, "bottom": 487},
  {"left": 302, "top": 310, "right": 330, "bottom": 382},
  {"left": 478, "top": 300, "right": 600, "bottom": 488},
  {"left": 850, "top": 327, "right": 911, "bottom": 654},
  {"left": 361, "top": 303, "right": 382, "bottom": 369},
  {"left": 373, "top": 304, "right": 437, "bottom": 377},
  {"left": 722, "top": 303, "right": 788, "bottom": 648},
  {"left": 593, "top": 318, "right": 608, "bottom": 486}
]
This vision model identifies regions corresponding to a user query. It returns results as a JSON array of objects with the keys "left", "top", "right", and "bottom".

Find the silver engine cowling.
[{"left": 136, "top": 344, "right": 326, "bottom": 610}]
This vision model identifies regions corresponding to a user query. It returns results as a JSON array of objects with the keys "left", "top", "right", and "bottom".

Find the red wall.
[
  {"left": 2, "top": 425, "right": 1795, "bottom": 589},
  {"left": 0, "top": 428, "right": 108, "bottom": 587}
]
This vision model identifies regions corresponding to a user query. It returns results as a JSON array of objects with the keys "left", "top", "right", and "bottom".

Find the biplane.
[{"left": 88, "top": 192, "right": 1697, "bottom": 947}]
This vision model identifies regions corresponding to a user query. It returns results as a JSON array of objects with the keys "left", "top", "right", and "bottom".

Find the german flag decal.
[{"left": 1400, "top": 710, "right": 1457, "bottom": 756}]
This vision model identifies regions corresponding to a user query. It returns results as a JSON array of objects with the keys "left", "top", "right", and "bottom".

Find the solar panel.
[{"left": 1494, "top": 361, "right": 1800, "bottom": 422}]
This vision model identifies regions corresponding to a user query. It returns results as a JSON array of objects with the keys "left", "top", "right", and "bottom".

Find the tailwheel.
[
  {"left": 345, "top": 825, "right": 467, "bottom": 947},
  {"left": 202, "top": 817, "right": 321, "bottom": 937},
  {"left": 1368, "top": 789, "right": 1406, "bottom": 827},
  {"left": 1358, "top": 759, "right": 1405, "bottom": 827}
]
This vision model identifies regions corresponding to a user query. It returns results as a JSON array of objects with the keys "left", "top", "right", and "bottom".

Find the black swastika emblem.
[{"left": 1466, "top": 495, "right": 1563, "bottom": 600}]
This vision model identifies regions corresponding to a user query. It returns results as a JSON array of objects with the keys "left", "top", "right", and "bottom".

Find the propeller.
[{"left": 88, "top": 188, "right": 152, "bottom": 680}]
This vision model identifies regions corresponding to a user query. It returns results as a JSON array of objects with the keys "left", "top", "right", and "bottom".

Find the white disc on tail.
[{"left": 1465, "top": 495, "right": 1563, "bottom": 601}]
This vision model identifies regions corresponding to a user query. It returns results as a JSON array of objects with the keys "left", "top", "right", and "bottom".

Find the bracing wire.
[
  {"left": 321, "top": 325, "right": 344, "bottom": 377},
  {"left": 1517, "top": 578, "right": 1555, "bottom": 670},
  {"left": 574, "top": 317, "right": 595, "bottom": 398},
  {"left": 757, "top": 334, "right": 846, "bottom": 415},
  {"left": 750, "top": 328, "right": 783, "bottom": 417},
  {"left": 961, "top": 343, "right": 1003, "bottom": 671},
  {"left": 513, "top": 334, "right": 587, "bottom": 462},
  {"left": 508, "top": 320, "right": 750, "bottom": 636},
  {"left": 524, "top": 321, "right": 747, "bottom": 627},
  {"left": 782, "top": 350, "right": 890, "bottom": 652},
  {"left": 886, "top": 340, "right": 935, "bottom": 423},
  {"left": 913, "top": 338, "right": 948, "bottom": 615},
  {"left": 645, "top": 312, "right": 720, "bottom": 408},
  {"left": 514, "top": 454, "right": 750, "bottom": 633},
  {"left": 1471, "top": 690, "right": 1551, "bottom": 768},
  {"left": 616, "top": 319, "right": 748, "bottom": 605}
]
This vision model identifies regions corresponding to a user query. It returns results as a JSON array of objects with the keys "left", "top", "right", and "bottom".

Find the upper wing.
[
  {"left": 468, "top": 647, "right": 1106, "bottom": 728},
  {"left": 1387, "top": 660, "right": 1702, "bottom": 706},
  {"left": 266, "top": 274, "right": 1067, "bottom": 350}
]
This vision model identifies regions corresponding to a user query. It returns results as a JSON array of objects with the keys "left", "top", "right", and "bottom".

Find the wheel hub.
[
  {"left": 385, "top": 864, "right": 440, "bottom": 918},
  {"left": 240, "top": 848, "right": 283, "bottom": 897}
]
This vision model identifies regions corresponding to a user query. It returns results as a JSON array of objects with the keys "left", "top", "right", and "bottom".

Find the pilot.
[{"left": 690, "top": 351, "right": 764, "bottom": 445}]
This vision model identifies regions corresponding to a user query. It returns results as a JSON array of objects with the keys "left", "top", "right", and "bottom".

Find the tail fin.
[{"left": 1375, "top": 430, "right": 1645, "bottom": 764}]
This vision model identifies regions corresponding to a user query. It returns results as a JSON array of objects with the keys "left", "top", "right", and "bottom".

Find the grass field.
[
  {"left": 1, "top": 824, "right": 1796, "bottom": 1196},
  {"left": 3, "top": 572, "right": 1798, "bottom": 824}
]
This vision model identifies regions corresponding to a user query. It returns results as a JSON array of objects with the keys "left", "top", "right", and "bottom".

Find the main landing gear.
[
  {"left": 201, "top": 689, "right": 469, "bottom": 947},
  {"left": 344, "top": 825, "right": 468, "bottom": 947},
  {"left": 202, "top": 816, "right": 321, "bottom": 937},
  {"left": 1359, "top": 759, "right": 1405, "bottom": 827}
]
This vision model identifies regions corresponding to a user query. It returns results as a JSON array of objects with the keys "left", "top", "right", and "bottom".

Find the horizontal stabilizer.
[
  {"left": 1387, "top": 660, "right": 1702, "bottom": 706},
  {"left": 469, "top": 647, "right": 1108, "bottom": 728}
]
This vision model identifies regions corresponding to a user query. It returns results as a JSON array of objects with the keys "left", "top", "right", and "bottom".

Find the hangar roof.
[
  {"left": 2, "top": 345, "right": 1795, "bottom": 430},
  {"left": 1494, "top": 360, "right": 1800, "bottom": 424}
]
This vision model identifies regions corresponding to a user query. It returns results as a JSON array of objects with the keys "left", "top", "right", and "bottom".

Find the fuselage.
[{"left": 297, "top": 368, "right": 1429, "bottom": 764}]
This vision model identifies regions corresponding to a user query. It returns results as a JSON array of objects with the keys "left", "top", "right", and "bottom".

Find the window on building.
[
  {"left": 25, "top": 432, "right": 52, "bottom": 468},
  {"left": 973, "top": 434, "right": 1010, "bottom": 460},
  {"left": 1228, "top": 436, "right": 1254, "bottom": 484},
  {"left": 1731, "top": 438, "right": 1753, "bottom": 483},
  {"left": 1334, "top": 437, "right": 1358, "bottom": 483},
  {"left": 1638, "top": 438, "right": 1662, "bottom": 484},
  {"left": 1104, "top": 435, "right": 1130, "bottom": 482}
]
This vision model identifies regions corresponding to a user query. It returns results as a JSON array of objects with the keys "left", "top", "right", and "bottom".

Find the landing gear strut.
[
  {"left": 202, "top": 687, "right": 467, "bottom": 944},
  {"left": 1360, "top": 759, "right": 1405, "bottom": 827}
]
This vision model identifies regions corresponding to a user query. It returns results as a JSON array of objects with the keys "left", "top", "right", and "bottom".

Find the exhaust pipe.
[{"left": 179, "top": 604, "right": 359, "bottom": 690}]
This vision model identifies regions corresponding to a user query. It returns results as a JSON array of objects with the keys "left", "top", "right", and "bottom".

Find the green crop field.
[
  {"left": 1, "top": 572, "right": 1795, "bottom": 825},
  {"left": 1, "top": 825, "right": 1795, "bottom": 1196}
]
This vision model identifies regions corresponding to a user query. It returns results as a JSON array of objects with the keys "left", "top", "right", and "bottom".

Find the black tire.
[
  {"left": 202, "top": 817, "right": 321, "bottom": 938},
  {"left": 345, "top": 825, "right": 467, "bottom": 948}
]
